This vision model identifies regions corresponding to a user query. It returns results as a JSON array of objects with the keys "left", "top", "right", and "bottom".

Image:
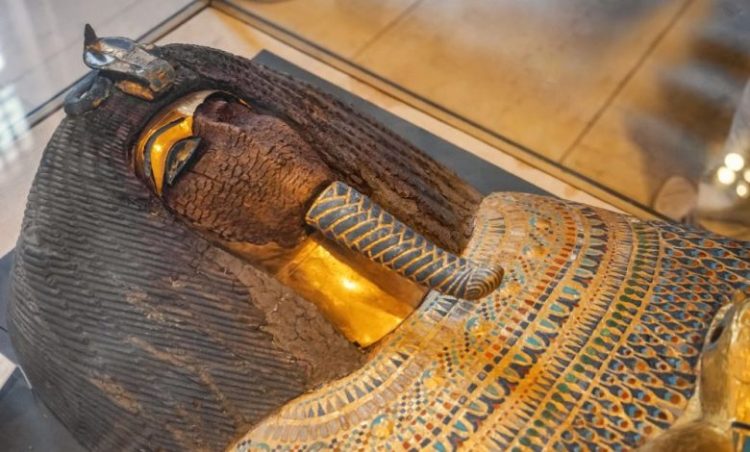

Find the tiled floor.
[
  {"left": 228, "top": 0, "right": 750, "bottom": 219},
  {"left": 229, "top": 0, "right": 420, "bottom": 58},
  {"left": 349, "top": 0, "right": 689, "bottom": 161}
]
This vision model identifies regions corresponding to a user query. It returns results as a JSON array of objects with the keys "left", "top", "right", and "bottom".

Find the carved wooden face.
[
  {"left": 168, "top": 97, "right": 333, "bottom": 248},
  {"left": 138, "top": 94, "right": 334, "bottom": 249},
  {"left": 134, "top": 92, "right": 502, "bottom": 300}
]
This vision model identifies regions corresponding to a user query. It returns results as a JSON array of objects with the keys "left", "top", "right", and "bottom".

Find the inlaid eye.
[
  {"left": 84, "top": 51, "right": 115, "bottom": 67},
  {"left": 133, "top": 90, "right": 241, "bottom": 195},
  {"left": 142, "top": 117, "right": 192, "bottom": 194},
  {"left": 165, "top": 137, "right": 202, "bottom": 187},
  {"left": 709, "top": 322, "right": 724, "bottom": 344}
]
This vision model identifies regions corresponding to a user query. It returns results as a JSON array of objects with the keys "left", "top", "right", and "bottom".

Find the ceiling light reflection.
[
  {"left": 717, "top": 166, "right": 736, "bottom": 185},
  {"left": 724, "top": 153, "right": 745, "bottom": 172},
  {"left": 736, "top": 183, "right": 749, "bottom": 199},
  {"left": 0, "top": 85, "right": 31, "bottom": 173}
]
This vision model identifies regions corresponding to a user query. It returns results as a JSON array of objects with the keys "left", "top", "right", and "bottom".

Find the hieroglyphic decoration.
[
  {"left": 306, "top": 182, "right": 503, "bottom": 300},
  {"left": 236, "top": 192, "right": 750, "bottom": 451}
]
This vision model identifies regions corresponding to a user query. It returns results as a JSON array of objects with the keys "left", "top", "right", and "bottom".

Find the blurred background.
[{"left": 1, "top": 0, "right": 749, "bottom": 237}]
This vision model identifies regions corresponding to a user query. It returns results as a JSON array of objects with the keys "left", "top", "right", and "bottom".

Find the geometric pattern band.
[{"left": 239, "top": 192, "right": 750, "bottom": 451}]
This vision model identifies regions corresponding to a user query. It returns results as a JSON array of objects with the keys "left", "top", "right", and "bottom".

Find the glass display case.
[{"left": 218, "top": 0, "right": 750, "bottom": 236}]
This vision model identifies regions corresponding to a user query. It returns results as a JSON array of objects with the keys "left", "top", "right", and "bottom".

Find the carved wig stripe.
[{"left": 306, "top": 182, "right": 503, "bottom": 300}]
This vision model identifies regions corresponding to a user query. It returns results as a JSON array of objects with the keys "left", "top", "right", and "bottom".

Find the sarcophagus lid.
[{"left": 8, "top": 27, "right": 750, "bottom": 451}]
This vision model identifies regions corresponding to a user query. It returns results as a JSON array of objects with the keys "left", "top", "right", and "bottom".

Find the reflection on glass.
[
  {"left": 725, "top": 153, "right": 745, "bottom": 171},
  {"left": 717, "top": 166, "right": 736, "bottom": 185},
  {"left": 737, "top": 182, "right": 748, "bottom": 198},
  {"left": 227, "top": 0, "right": 749, "bottom": 233},
  {"left": 0, "top": 84, "right": 30, "bottom": 172},
  {"left": 697, "top": 80, "right": 750, "bottom": 233}
]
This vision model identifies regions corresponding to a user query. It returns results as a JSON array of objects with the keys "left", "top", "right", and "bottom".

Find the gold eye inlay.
[
  {"left": 140, "top": 116, "right": 194, "bottom": 194},
  {"left": 134, "top": 90, "right": 219, "bottom": 195}
]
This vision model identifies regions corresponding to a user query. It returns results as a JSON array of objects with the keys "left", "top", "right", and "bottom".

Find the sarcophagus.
[{"left": 7, "top": 28, "right": 750, "bottom": 451}]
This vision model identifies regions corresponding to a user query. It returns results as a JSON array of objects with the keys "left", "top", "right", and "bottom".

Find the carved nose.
[{"left": 306, "top": 181, "right": 503, "bottom": 300}]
